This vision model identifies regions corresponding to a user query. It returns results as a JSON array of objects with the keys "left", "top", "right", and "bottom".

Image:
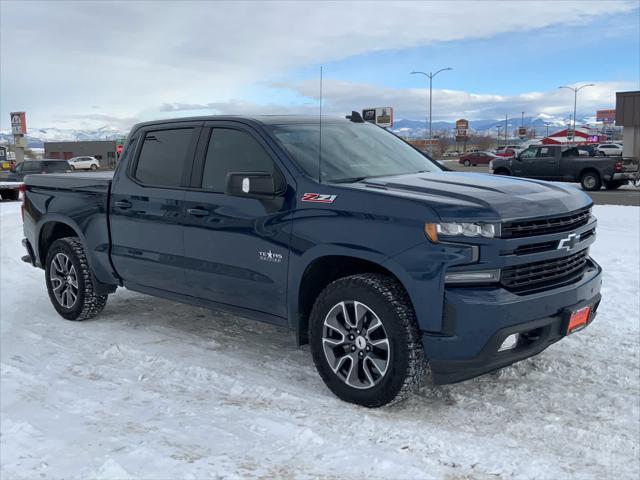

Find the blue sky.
[
  {"left": 293, "top": 9, "right": 639, "bottom": 94},
  {"left": 1, "top": 1, "right": 639, "bottom": 130}
]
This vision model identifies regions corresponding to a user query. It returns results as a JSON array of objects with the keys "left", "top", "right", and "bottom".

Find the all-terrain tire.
[
  {"left": 309, "top": 273, "right": 425, "bottom": 407},
  {"left": 45, "top": 237, "right": 108, "bottom": 321}
]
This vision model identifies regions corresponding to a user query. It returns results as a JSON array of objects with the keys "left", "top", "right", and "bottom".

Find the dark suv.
[{"left": 7, "top": 159, "right": 70, "bottom": 181}]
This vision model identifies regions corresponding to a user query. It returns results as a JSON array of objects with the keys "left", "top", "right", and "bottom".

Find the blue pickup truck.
[{"left": 20, "top": 115, "right": 602, "bottom": 407}]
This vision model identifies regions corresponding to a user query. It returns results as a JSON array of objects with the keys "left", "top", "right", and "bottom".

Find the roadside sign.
[
  {"left": 362, "top": 107, "right": 393, "bottom": 128},
  {"left": 596, "top": 109, "right": 616, "bottom": 123},
  {"left": 10, "top": 112, "right": 27, "bottom": 135},
  {"left": 518, "top": 127, "right": 527, "bottom": 139},
  {"left": 455, "top": 119, "right": 469, "bottom": 140}
]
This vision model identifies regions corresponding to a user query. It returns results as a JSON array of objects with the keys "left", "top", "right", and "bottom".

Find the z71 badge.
[{"left": 301, "top": 193, "right": 337, "bottom": 204}]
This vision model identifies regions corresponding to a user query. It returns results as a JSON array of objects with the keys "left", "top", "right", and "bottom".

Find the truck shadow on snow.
[{"left": 94, "top": 288, "right": 555, "bottom": 411}]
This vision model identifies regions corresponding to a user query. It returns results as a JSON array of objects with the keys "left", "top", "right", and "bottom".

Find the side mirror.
[{"left": 225, "top": 171, "right": 286, "bottom": 199}]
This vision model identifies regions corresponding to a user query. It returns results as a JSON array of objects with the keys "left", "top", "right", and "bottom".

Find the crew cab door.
[
  {"left": 109, "top": 122, "right": 202, "bottom": 294},
  {"left": 182, "top": 122, "right": 292, "bottom": 319},
  {"left": 514, "top": 146, "right": 557, "bottom": 178}
]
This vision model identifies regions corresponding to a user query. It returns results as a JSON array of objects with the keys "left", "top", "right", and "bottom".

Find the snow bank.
[{"left": 1, "top": 202, "right": 638, "bottom": 479}]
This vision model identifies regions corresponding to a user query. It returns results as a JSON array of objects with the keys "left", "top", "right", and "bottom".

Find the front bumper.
[{"left": 425, "top": 258, "right": 602, "bottom": 384}]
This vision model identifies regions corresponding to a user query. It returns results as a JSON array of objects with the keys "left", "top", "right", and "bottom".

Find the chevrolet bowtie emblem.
[{"left": 558, "top": 233, "right": 580, "bottom": 251}]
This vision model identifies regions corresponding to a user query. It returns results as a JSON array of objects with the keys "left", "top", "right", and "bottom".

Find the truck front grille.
[
  {"left": 502, "top": 207, "right": 591, "bottom": 238},
  {"left": 501, "top": 249, "right": 589, "bottom": 293}
]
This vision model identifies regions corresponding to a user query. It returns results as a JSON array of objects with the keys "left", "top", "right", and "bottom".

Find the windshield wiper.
[{"left": 328, "top": 176, "right": 370, "bottom": 183}]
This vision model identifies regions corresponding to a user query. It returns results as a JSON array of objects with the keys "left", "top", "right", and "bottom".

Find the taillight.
[{"left": 615, "top": 161, "right": 623, "bottom": 173}]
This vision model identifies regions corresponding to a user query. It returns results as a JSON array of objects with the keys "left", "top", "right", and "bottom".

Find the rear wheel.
[
  {"left": 309, "top": 273, "right": 425, "bottom": 407},
  {"left": 45, "top": 237, "right": 108, "bottom": 321},
  {"left": 580, "top": 171, "right": 602, "bottom": 191}
]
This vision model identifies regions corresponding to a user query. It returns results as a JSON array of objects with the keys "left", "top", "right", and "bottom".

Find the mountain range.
[{"left": 0, "top": 113, "right": 601, "bottom": 148}]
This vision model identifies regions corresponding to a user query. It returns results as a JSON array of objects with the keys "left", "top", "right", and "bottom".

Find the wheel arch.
[
  {"left": 292, "top": 252, "right": 413, "bottom": 345},
  {"left": 36, "top": 217, "right": 85, "bottom": 267}
]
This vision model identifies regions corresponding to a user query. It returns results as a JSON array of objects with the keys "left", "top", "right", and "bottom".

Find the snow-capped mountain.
[
  {"left": 0, "top": 126, "right": 127, "bottom": 148},
  {"left": 0, "top": 113, "right": 598, "bottom": 148},
  {"left": 391, "top": 114, "right": 594, "bottom": 138}
]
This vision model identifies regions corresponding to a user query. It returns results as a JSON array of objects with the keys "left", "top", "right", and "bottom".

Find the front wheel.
[
  {"left": 90, "top": 164, "right": 98, "bottom": 171},
  {"left": 45, "top": 237, "right": 108, "bottom": 320},
  {"left": 580, "top": 171, "right": 602, "bottom": 191},
  {"left": 309, "top": 273, "right": 425, "bottom": 407},
  {"left": 70, "top": 165, "right": 75, "bottom": 171},
  {"left": 463, "top": 160, "right": 471, "bottom": 166}
]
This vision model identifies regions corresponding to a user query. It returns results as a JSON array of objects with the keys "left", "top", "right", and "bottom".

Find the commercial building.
[
  {"left": 616, "top": 91, "right": 640, "bottom": 158},
  {"left": 44, "top": 140, "right": 117, "bottom": 169}
]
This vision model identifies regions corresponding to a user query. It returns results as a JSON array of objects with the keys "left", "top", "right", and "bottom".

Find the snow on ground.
[{"left": 1, "top": 201, "right": 639, "bottom": 480}]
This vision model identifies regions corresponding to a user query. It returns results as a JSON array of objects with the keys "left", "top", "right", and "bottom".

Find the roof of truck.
[{"left": 132, "top": 115, "right": 351, "bottom": 130}]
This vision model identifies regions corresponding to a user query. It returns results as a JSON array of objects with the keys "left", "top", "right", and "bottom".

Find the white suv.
[
  {"left": 596, "top": 143, "right": 623, "bottom": 156},
  {"left": 67, "top": 156, "right": 100, "bottom": 171}
]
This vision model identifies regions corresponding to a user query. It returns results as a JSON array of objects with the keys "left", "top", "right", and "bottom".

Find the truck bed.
[
  {"left": 23, "top": 171, "right": 116, "bottom": 286},
  {"left": 25, "top": 171, "right": 113, "bottom": 193}
]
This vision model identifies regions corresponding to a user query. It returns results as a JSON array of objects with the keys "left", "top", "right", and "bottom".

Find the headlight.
[
  {"left": 424, "top": 222, "right": 499, "bottom": 242},
  {"left": 489, "top": 160, "right": 494, "bottom": 169}
]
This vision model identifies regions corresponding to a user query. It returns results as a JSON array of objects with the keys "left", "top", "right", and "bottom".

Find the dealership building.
[
  {"left": 44, "top": 140, "right": 118, "bottom": 169},
  {"left": 616, "top": 91, "right": 640, "bottom": 158}
]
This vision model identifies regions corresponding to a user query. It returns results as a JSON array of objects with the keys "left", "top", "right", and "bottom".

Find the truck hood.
[{"left": 353, "top": 172, "right": 592, "bottom": 221}]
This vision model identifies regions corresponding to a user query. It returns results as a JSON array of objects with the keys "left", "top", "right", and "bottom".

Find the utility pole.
[
  {"left": 410, "top": 67, "right": 452, "bottom": 155},
  {"left": 505, "top": 113, "right": 509, "bottom": 148},
  {"left": 559, "top": 84, "right": 594, "bottom": 145}
]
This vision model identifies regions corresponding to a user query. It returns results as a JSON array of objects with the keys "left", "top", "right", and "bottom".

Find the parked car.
[
  {"left": 459, "top": 150, "right": 499, "bottom": 166},
  {"left": 67, "top": 156, "right": 100, "bottom": 171},
  {"left": 7, "top": 159, "right": 70, "bottom": 182},
  {"left": 21, "top": 115, "right": 603, "bottom": 407},
  {"left": 577, "top": 145, "right": 598, "bottom": 157},
  {"left": 489, "top": 145, "right": 635, "bottom": 190},
  {"left": 596, "top": 143, "right": 623, "bottom": 156},
  {"left": 494, "top": 147, "right": 520, "bottom": 158}
]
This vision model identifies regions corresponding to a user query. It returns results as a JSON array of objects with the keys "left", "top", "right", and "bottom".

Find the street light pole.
[
  {"left": 411, "top": 67, "right": 452, "bottom": 155},
  {"left": 559, "top": 84, "right": 595, "bottom": 144}
]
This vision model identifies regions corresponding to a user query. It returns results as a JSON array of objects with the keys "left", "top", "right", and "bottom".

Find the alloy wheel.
[
  {"left": 50, "top": 253, "right": 79, "bottom": 308},
  {"left": 322, "top": 301, "right": 390, "bottom": 389}
]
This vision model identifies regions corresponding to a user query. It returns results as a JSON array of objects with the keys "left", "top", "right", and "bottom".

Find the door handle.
[
  {"left": 114, "top": 200, "right": 132, "bottom": 209},
  {"left": 187, "top": 208, "right": 210, "bottom": 217}
]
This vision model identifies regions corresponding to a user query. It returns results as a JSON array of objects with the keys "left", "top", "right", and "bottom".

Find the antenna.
[{"left": 318, "top": 66, "right": 323, "bottom": 183}]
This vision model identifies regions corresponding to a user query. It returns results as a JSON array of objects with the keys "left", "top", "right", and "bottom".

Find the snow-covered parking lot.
[{"left": 1, "top": 201, "right": 639, "bottom": 479}]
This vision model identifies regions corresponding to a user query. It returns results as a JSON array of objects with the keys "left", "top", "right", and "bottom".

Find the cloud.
[
  {"left": 261, "top": 79, "right": 633, "bottom": 121},
  {"left": 1, "top": 1, "right": 637, "bottom": 129}
]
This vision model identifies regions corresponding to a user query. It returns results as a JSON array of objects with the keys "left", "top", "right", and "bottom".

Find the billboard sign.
[
  {"left": 596, "top": 109, "right": 616, "bottom": 123},
  {"left": 455, "top": 119, "right": 469, "bottom": 140},
  {"left": 518, "top": 127, "right": 527, "bottom": 139},
  {"left": 10, "top": 112, "right": 27, "bottom": 135},
  {"left": 362, "top": 107, "right": 393, "bottom": 128}
]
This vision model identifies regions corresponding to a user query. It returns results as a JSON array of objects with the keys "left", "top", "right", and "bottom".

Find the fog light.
[
  {"left": 444, "top": 269, "right": 501, "bottom": 284},
  {"left": 498, "top": 333, "right": 519, "bottom": 352}
]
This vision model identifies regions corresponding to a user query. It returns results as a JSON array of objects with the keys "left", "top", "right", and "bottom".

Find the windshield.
[{"left": 267, "top": 122, "right": 442, "bottom": 183}]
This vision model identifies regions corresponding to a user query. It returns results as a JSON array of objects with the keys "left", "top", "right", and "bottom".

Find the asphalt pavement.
[{"left": 443, "top": 161, "right": 640, "bottom": 207}]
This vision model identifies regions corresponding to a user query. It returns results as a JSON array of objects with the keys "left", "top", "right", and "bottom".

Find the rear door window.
[
  {"left": 45, "top": 162, "right": 69, "bottom": 172},
  {"left": 134, "top": 128, "right": 195, "bottom": 187}
]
